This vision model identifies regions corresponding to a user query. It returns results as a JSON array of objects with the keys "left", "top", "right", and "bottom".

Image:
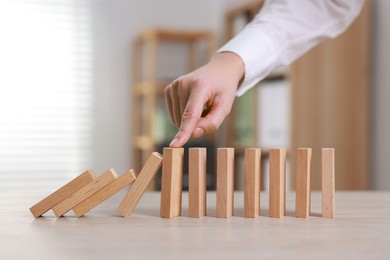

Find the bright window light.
[{"left": 0, "top": 0, "right": 94, "bottom": 191}]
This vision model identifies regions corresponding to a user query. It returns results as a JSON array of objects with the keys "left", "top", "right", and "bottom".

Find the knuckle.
[
  {"left": 191, "top": 77, "right": 209, "bottom": 89},
  {"left": 177, "top": 76, "right": 187, "bottom": 85},
  {"left": 164, "top": 85, "right": 171, "bottom": 95},
  {"left": 181, "top": 109, "right": 197, "bottom": 121},
  {"left": 175, "top": 76, "right": 214, "bottom": 98},
  {"left": 174, "top": 78, "right": 189, "bottom": 95},
  {"left": 171, "top": 79, "right": 180, "bottom": 91}
]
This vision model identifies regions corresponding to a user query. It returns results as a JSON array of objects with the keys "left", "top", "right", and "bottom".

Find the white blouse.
[{"left": 218, "top": 0, "right": 365, "bottom": 96}]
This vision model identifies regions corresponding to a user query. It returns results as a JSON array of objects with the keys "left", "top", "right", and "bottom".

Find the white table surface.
[{"left": 1, "top": 191, "right": 390, "bottom": 260}]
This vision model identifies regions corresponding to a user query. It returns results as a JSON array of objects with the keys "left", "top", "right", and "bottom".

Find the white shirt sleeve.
[{"left": 218, "top": 0, "right": 365, "bottom": 96}]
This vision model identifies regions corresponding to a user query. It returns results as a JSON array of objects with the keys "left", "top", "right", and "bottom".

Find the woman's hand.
[{"left": 164, "top": 52, "right": 244, "bottom": 147}]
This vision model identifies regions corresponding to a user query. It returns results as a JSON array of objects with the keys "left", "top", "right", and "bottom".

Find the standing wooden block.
[
  {"left": 160, "top": 148, "right": 184, "bottom": 218},
  {"left": 29, "top": 170, "right": 96, "bottom": 217},
  {"left": 73, "top": 169, "right": 137, "bottom": 217},
  {"left": 117, "top": 152, "right": 162, "bottom": 217},
  {"left": 244, "top": 148, "right": 261, "bottom": 218},
  {"left": 216, "top": 148, "right": 234, "bottom": 218},
  {"left": 322, "top": 148, "right": 335, "bottom": 218},
  {"left": 295, "top": 148, "right": 312, "bottom": 218},
  {"left": 188, "top": 148, "right": 207, "bottom": 218},
  {"left": 52, "top": 169, "right": 117, "bottom": 217},
  {"left": 269, "top": 148, "right": 286, "bottom": 218}
]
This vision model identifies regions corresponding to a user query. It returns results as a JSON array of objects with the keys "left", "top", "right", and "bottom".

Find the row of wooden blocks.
[
  {"left": 161, "top": 147, "right": 335, "bottom": 219},
  {"left": 30, "top": 147, "right": 334, "bottom": 219}
]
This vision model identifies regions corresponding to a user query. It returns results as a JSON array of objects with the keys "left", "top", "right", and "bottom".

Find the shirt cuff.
[{"left": 217, "top": 25, "right": 278, "bottom": 96}]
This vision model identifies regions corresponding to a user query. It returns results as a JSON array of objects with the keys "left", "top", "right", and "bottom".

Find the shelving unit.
[{"left": 131, "top": 28, "right": 217, "bottom": 189}]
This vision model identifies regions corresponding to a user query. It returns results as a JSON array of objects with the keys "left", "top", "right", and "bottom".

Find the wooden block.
[
  {"left": 244, "top": 148, "right": 261, "bottom": 218},
  {"left": 73, "top": 169, "right": 137, "bottom": 217},
  {"left": 216, "top": 148, "right": 234, "bottom": 218},
  {"left": 117, "top": 152, "right": 162, "bottom": 217},
  {"left": 188, "top": 148, "right": 207, "bottom": 218},
  {"left": 322, "top": 148, "right": 335, "bottom": 218},
  {"left": 29, "top": 170, "right": 96, "bottom": 218},
  {"left": 52, "top": 169, "right": 118, "bottom": 217},
  {"left": 160, "top": 148, "right": 184, "bottom": 218},
  {"left": 269, "top": 148, "right": 286, "bottom": 218},
  {"left": 295, "top": 148, "right": 312, "bottom": 218}
]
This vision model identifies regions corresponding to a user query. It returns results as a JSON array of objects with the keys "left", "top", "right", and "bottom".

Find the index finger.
[{"left": 169, "top": 88, "right": 208, "bottom": 147}]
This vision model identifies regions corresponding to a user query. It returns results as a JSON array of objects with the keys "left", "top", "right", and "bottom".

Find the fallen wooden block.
[
  {"left": 188, "top": 147, "right": 207, "bottom": 218},
  {"left": 295, "top": 148, "right": 312, "bottom": 218},
  {"left": 269, "top": 148, "right": 286, "bottom": 218},
  {"left": 160, "top": 148, "right": 184, "bottom": 218},
  {"left": 244, "top": 148, "right": 261, "bottom": 218},
  {"left": 52, "top": 169, "right": 118, "bottom": 217},
  {"left": 73, "top": 169, "right": 137, "bottom": 217},
  {"left": 216, "top": 148, "right": 234, "bottom": 218},
  {"left": 29, "top": 170, "right": 96, "bottom": 218},
  {"left": 322, "top": 148, "right": 335, "bottom": 218},
  {"left": 117, "top": 152, "right": 162, "bottom": 217}
]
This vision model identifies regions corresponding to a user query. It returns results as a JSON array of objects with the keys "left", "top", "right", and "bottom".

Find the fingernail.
[
  {"left": 193, "top": 128, "right": 205, "bottom": 138},
  {"left": 169, "top": 138, "right": 179, "bottom": 147}
]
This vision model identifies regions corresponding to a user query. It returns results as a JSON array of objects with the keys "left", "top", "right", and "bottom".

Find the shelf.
[
  {"left": 134, "top": 136, "right": 154, "bottom": 150},
  {"left": 134, "top": 81, "right": 169, "bottom": 96},
  {"left": 131, "top": 28, "right": 217, "bottom": 179},
  {"left": 136, "top": 28, "right": 215, "bottom": 42}
]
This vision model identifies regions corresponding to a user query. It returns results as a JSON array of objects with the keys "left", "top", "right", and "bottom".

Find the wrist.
[{"left": 211, "top": 52, "right": 245, "bottom": 84}]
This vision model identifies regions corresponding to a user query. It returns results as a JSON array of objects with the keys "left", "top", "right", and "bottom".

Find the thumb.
[{"left": 192, "top": 102, "right": 229, "bottom": 138}]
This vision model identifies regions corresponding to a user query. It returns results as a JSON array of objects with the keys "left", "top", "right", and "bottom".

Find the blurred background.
[{"left": 0, "top": 0, "right": 388, "bottom": 192}]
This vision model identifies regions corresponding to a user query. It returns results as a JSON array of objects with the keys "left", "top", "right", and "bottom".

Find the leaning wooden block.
[
  {"left": 244, "top": 148, "right": 261, "bottom": 218},
  {"left": 52, "top": 169, "right": 118, "bottom": 217},
  {"left": 29, "top": 170, "right": 96, "bottom": 218},
  {"left": 160, "top": 148, "right": 184, "bottom": 218},
  {"left": 216, "top": 148, "right": 234, "bottom": 218},
  {"left": 295, "top": 148, "right": 312, "bottom": 218},
  {"left": 269, "top": 148, "right": 286, "bottom": 218},
  {"left": 117, "top": 152, "right": 162, "bottom": 217},
  {"left": 73, "top": 169, "right": 137, "bottom": 217},
  {"left": 322, "top": 148, "right": 335, "bottom": 218},
  {"left": 188, "top": 147, "right": 207, "bottom": 218}
]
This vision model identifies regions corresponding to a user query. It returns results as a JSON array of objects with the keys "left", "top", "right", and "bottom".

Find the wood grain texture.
[
  {"left": 188, "top": 148, "right": 207, "bottom": 218},
  {"left": 290, "top": 2, "right": 370, "bottom": 191},
  {"left": 117, "top": 152, "right": 162, "bottom": 217},
  {"left": 73, "top": 169, "right": 137, "bottom": 217},
  {"left": 7, "top": 192, "right": 390, "bottom": 259},
  {"left": 322, "top": 148, "right": 335, "bottom": 218},
  {"left": 160, "top": 148, "right": 184, "bottom": 218},
  {"left": 29, "top": 170, "right": 96, "bottom": 217},
  {"left": 295, "top": 148, "right": 312, "bottom": 218},
  {"left": 244, "top": 148, "right": 261, "bottom": 218},
  {"left": 269, "top": 148, "right": 286, "bottom": 218},
  {"left": 52, "top": 169, "right": 117, "bottom": 217},
  {"left": 216, "top": 148, "right": 234, "bottom": 218}
]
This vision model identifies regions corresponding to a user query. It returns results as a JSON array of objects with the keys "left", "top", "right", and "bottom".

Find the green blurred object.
[{"left": 233, "top": 88, "right": 256, "bottom": 147}]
